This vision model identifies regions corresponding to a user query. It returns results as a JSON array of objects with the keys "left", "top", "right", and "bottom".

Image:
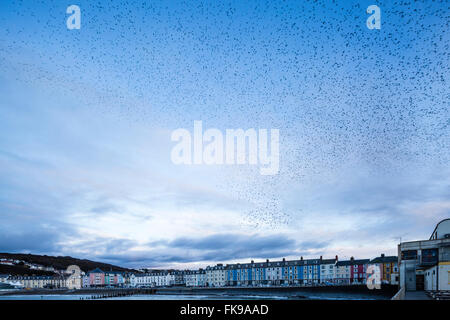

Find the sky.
[{"left": 0, "top": 0, "right": 448, "bottom": 269}]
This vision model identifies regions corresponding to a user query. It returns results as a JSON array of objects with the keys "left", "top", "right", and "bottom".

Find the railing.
[
  {"left": 426, "top": 290, "right": 450, "bottom": 300},
  {"left": 391, "top": 287, "right": 405, "bottom": 300}
]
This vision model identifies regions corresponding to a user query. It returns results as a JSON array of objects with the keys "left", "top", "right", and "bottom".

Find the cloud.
[
  {"left": 92, "top": 234, "right": 330, "bottom": 267},
  {"left": 0, "top": 230, "right": 60, "bottom": 253},
  {"left": 62, "top": 237, "right": 139, "bottom": 257},
  {"left": 166, "top": 233, "right": 294, "bottom": 251},
  {"left": 90, "top": 204, "right": 123, "bottom": 214},
  {"left": 0, "top": 215, "right": 77, "bottom": 255}
]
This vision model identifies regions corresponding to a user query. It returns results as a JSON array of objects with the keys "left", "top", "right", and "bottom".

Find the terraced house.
[
  {"left": 369, "top": 254, "right": 399, "bottom": 285},
  {"left": 205, "top": 264, "right": 226, "bottom": 287},
  {"left": 320, "top": 257, "right": 338, "bottom": 284},
  {"left": 86, "top": 268, "right": 124, "bottom": 287},
  {"left": 225, "top": 257, "right": 340, "bottom": 286},
  {"left": 185, "top": 269, "right": 206, "bottom": 287},
  {"left": 335, "top": 258, "right": 370, "bottom": 285},
  {"left": 104, "top": 271, "right": 125, "bottom": 287},
  {"left": 8, "top": 275, "right": 66, "bottom": 289}
]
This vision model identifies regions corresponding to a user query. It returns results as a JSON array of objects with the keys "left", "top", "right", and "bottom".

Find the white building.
[
  {"left": 171, "top": 271, "right": 185, "bottom": 286},
  {"left": 206, "top": 264, "right": 226, "bottom": 287},
  {"left": 82, "top": 275, "right": 90, "bottom": 287},
  {"left": 130, "top": 271, "right": 184, "bottom": 288},
  {"left": 335, "top": 261, "right": 351, "bottom": 284},
  {"left": 320, "top": 257, "right": 337, "bottom": 284},
  {"left": 165, "top": 271, "right": 184, "bottom": 286},
  {"left": 130, "top": 273, "right": 154, "bottom": 287},
  {"left": 8, "top": 276, "right": 66, "bottom": 289},
  {"left": 151, "top": 272, "right": 170, "bottom": 287},
  {"left": 185, "top": 270, "right": 206, "bottom": 287},
  {"left": 399, "top": 219, "right": 450, "bottom": 292},
  {"left": 265, "top": 263, "right": 282, "bottom": 285}
]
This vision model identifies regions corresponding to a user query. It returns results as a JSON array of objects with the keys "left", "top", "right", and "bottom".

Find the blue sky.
[{"left": 0, "top": 0, "right": 448, "bottom": 268}]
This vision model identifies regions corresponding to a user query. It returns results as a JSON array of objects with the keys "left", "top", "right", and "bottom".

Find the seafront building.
[
  {"left": 129, "top": 270, "right": 186, "bottom": 287},
  {"left": 168, "top": 270, "right": 185, "bottom": 286},
  {"left": 85, "top": 268, "right": 125, "bottom": 287},
  {"left": 185, "top": 269, "right": 206, "bottom": 287},
  {"left": 82, "top": 275, "right": 90, "bottom": 287},
  {"left": 130, "top": 273, "right": 150, "bottom": 287},
  {"left": 319, "top": 257, "right": 337, "bottom": 284},
  {"left": 335, "top": 258, "right": 369, "bottom": 285},
  {"left": 205, "top": 264, "right": 226, "bottom": 287},
  {"left": 149, "top": 271, "right": 170, "bottom": 287},
  {"left": 399, "top": 218, "right": 450, "bottom": 292},
  {"left": 0, "top": 254, "right": 392, "bottom": 289},
  {"left": 368, "top": 254, "right": 399, "bottom": 285},
  {"left": 6, "top": 275, "right": 66, "bottom": 289},
  {"left": 88, "top": 256, "right": 381, "bottom": 288},
  {"left": 223, "top": 256, "right": 363, "bottom": 286}
]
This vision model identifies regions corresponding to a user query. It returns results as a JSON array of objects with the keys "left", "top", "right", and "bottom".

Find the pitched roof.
[
  {"left": 336, "top": 259, "right": 370, "bottom": 266},
  {"left": 88, "top": 267, "right": 104, "bottom": 274},
  {"left": 369, "top": 256, "right": 398, "bottom": 263},
  {"left": 224, "top": 257, "right": 336, "bottom": 269},
  {"left": 321, "top": 259, "right": 337, "bottom": 264}
]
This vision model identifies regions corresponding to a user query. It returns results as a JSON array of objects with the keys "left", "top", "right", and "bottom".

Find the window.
[
  {"left": 401, "top": 250, "right": 417, "bottom": 260},
  {"left": 422, "top": 249, "right": 438, "bottom": 264}
]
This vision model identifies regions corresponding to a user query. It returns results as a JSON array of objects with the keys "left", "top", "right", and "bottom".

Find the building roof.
[
  {"left": 336, "top": 259, "right": 370, "bottom": 266},
  {"left": 88, "top": 268, "right": 104, "bottom": 274},
  {"left": 321, "top": 259, "right": 337, "bottom": 264},
  {"left": 8, "top": 276, "right": 63, "bottom": 280},
  {"left": 369, "top": 255, "right": 397, "bottom": 264},
  {"left": 224, "top": 257, "right": 336, "bottom": 269}
]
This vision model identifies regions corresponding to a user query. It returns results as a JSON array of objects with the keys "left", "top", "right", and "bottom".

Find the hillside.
[
  {"left": 0, "top": 253, "right": 137, "bottom": 274},
  {"left": 0, "top": 264, "right": 56, "bottom": 276}
]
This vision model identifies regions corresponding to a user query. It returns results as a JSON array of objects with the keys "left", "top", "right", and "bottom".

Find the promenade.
[{"left": 404, "top": 291, "right": 431, "bottom": 300}]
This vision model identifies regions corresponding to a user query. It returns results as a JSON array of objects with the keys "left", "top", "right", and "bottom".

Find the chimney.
[
  {"left": 350, "top": 256, "right": 354, "bottom": 261},
  {"left": 251, "top": 260, "right": 254, "bottom": 264},
  {"left": 282, "top": 258, "right": 286, "bottom": 262},
  {"left": 335, "top": 255, "right": 338, "bottom": 261},
  {"left": 381, "top": 253, "right": 385, "bottom": 258},
  {"left": 300, "top": 256, "right": 303, "bottom": 260},
  {"left": 320, "top": 256, "right": 323, "bottom": 260},
  {"left": 266, "top": 259, "right": 269, "bottom": 263}
]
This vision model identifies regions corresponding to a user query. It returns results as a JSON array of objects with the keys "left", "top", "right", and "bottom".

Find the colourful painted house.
[
  {"left": 88, "top": 268, "right": 105, "bottom": 286},
  {"left": 369, "top": 254, "right": 398, "bottom": 285}
]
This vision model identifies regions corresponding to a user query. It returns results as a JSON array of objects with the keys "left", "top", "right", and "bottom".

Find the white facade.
[
  {"left": 424, "top": 263, "right": 450, "bottom": 291},
  {"left": 185, "top": 270, "right": 206, "bottom": 287},
  {"left": 335, "top": 265, "right": 350, "bottom": 284},
  {"left": 265, "top": 266, "right": 282, "bottom": 283},
  {"left": 131, "top": 271, "right": 185, "bottom": 287},
  {"left": 206, "top": 265, "right": 226, "bottom": 287},
  {"left": 320, "top": 262, "right": 336, "bottom": 283},
  {"left": 82, "top": 275, "right": 90, "bottom": 287}
]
